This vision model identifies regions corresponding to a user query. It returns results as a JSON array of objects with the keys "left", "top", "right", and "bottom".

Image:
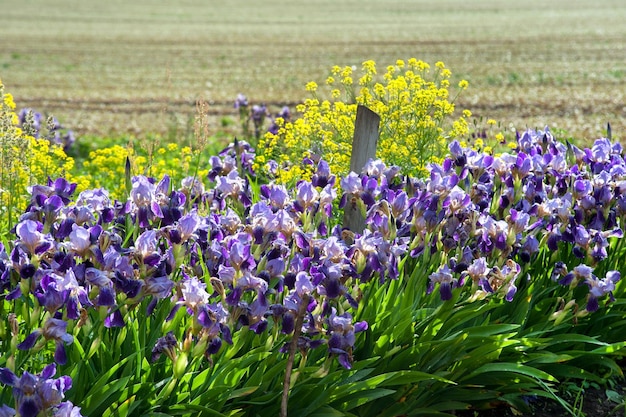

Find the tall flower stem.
[{"left": 280, "top": 294, "right": 309, "bottom": 417}]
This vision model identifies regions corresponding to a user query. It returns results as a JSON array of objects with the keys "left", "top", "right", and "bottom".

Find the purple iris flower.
[
  {"left": 216, "top": 170, "right": 246, "bottom": 199},
  {"left": 129, "top": 176, "right": 164, "bottom": 227},
  {"left": 65, "top": 224, "right": 94, "bottom": 257},
  {"left": 144, "top": 275, "right": 174, "bottom": 299},
  {"left": 181, "top": 176, "right": 205, "bottom": 200},
  {"left": 15, "top": 220, "right": 54, "bottom": 256},
  {"left": 233, "top": 93, "right": 248, "bottom": 109},
  {"left": 134, "top": 229, "right": 161, "bottom": 266},
  {"left": 177, "top": 272, "right": 210, "bottom": 313},
  {"left": 52, "top": 401, "right": 84, "bottom": 417},
  {"left": 585, "top": 270, "right": 620, "bottom": 312},
  {"left": 250, "top": 103, "right": 269, "bottom": 138},
  {"left": 18, "top": 317, "right": 74, "bottom": 365},
  {"left": 311, "top": 160, "right": 335, "bottom": 189},
  {"left": 327, "top": 309, "right": 368, "bottom": 369},
  {"left": 428, "top": 264, "right": 458, "bottom": 301},
  {"left": 28, "top": 178, "right": 77, "bottom": 207},
  {"left": 151, "top": 331, "right": 178, "bottom": 362},
  {"left": 76, "top": 188, "right": 111, "bottom": 215},
  {"left": 0, "top": 404, "right": 15, "bottom": 417},
  {"left": 294, "top": 182, "right": 319, "bottom": 212},
  {"left": 0, "top": 363, "right": 77, "bottom": 417}
]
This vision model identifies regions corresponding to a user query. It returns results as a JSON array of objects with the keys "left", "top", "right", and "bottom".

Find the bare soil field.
[{"left": 1, "top": 0, "right": 625, "bottom": 143}]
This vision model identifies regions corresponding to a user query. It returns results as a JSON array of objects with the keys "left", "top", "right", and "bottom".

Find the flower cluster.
[
  {"left": 402, "top": 127, "right": 621, "bottom": 312},
  {"left": 233, "top": 93, "right": 292, "bottom": 141},
  {"left": 1, "top": 139, "right": 391, "bottom": 415},
  {"left": 255, "top": 58, "right": 472, "bottom": 183},
  {"left": 0, "top": 81, "right": 79, "bottom": 228},
  {"left": 81, "top": 142, "right": 210, "bottom": 200},
  {"left": 0, "top": 364, "right": 82, "bottom": 417},
  {"left": 2, "top": 119, "right": 625, "bottom": 412}
]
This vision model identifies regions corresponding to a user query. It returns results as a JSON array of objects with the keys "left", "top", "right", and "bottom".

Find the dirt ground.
[
  {"left": 1, "top": 0, "right": 625, "bottom": 142},
  {"left": 455, "top": 384, "right": 625, "bottom": 417}
]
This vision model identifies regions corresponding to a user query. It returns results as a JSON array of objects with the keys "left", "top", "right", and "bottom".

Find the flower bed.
[{"left": 1, "top": 68, "right": 625, "bottom": 416}]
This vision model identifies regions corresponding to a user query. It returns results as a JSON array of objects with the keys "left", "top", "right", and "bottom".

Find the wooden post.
[{"left": 343, "top": 105, "right": 380, "bottom": 234}]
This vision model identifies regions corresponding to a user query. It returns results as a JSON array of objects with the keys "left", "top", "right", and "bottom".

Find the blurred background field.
[{"left": 1, "top": 0, "right": 625, "bottom": 142}]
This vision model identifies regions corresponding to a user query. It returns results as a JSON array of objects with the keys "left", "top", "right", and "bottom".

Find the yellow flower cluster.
[
  {"left": 82, "top": 142, "right": 209, "bottom": 200},
  {"left": 1, "top": 81, "right": 81, "bottom": 230},
  {"left": 255, "top": 59, "right": 471, "bottom": 181}
]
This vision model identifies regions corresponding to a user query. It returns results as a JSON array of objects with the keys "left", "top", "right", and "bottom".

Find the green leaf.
[
  {"left": 307, "top": 405, "right": 355, "bottom": 417},
  {"left": 462, "top": 362, "right": 557, "bottom": 383},
  {"left": 166, "top": 404, "right": 227, "bottom": 416},
  {"left": 332, "top": 388, "right": 396, "bottom": 411},
  {"left": 590, "top": 340, "right": 626, "bottom": 354},
  {"left": 81, "top": 354, "right": 136, "bottom": 416},
  {"left": 82, "top": 376, "right": 132, "bottom": 416},
  {"left": 227, "top": 386, "right": 258, "bottom": 400}
]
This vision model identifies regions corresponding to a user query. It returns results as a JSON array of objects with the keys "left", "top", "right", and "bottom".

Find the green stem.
[{"left": 280, "top": 294, "right": 309, "bottom": 417}]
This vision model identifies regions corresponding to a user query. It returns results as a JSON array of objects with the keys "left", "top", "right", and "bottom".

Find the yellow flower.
[
  {"left": 362, "top": 60, "right": 376, "bottom": 75},
  {"left": 3, "top": 92, "right": 16, "bottom": 110},
  {"left": 305, "top": 81, "right": 318, "bottom": 92},
  {"left": 458, "top": 80, "right": 469, "bottom": 89},
  {"left": 255, "top": 58, "right": 472, "bottom": 180}
]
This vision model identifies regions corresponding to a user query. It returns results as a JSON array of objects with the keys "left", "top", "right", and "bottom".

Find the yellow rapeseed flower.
[
  {"left": 255, "top": 58, "right": 472, "bottom": 180},
  {"left": 362, "top": 60, "right": 376, "bottom": 75},
  {"left": 3, "top": 93, "right": 16, "bottom": 110}
]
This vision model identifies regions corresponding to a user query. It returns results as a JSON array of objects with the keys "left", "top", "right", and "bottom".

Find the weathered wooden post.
[{"left": 343, "top": 104, "right": 380, "bottom": 233}]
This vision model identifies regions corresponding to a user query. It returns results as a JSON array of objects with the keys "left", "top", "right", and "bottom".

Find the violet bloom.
[
  {"left": 28, "top": 178, "right": 77, "bottom": 207},
  {"left": 428, "top": 264, "right": 458, "bottom": 301},
  {"left": 327, "top": 309, "right": 368, "bottom": 369},
  {"left": 261, "top": 183, "right": 291, "bottom": 210},
  {"left": 151, "top": 331, "right": 178, "bottom": 362},
  {"left": 65, "top": 224, "right": 98, "bottom": 258},
  {"left": 15, "top": 220, "right": 54, "bottom": 256},
  {"left": 311, "top": 159, "right": 335, "bottom": 189},
  {"left": 339, "top": 172, "right": 362, "bottom": 206},
  {"left": 36, "top": 269, "right": 90, "bottom": 319},
  {"left": 129, "top": 176, "right": 164, "bottom": 227},
  {"left": 250, "top": 103, "right": 269, "bottom": 138},
  {"left": 181, "top": 176, "right": 205, "bottom": 200},
  {"left": 215, "top": 170, "right": 246, "bottom": 198},
  {"left": 18, "top": 317, "right": 74, "bottom": 365},
  {"left": 178, "top": 212, "right": 202, "bottom": 241},
  {"left": 233, "top": 93, "right": 248, "bottom": 109},
  {"left": 0, "top": 404, "right": 15, "bottom": 417},
  {"left": 0, "top": 363, "right": 74, "bottom": 417},
  {"left": 584, "top": 270, "right": 620, "bottom": 312},
  {"left": 134, "top": 229, "right": 161, "bottom": 267},
  {"left": 174, "top": 271, "right": 210, "bottom": 316},
  {"left": 52, "top": 401, "right": 84, "bottom": 417}
]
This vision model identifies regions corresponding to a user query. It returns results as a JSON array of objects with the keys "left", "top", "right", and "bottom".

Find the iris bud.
[{"left": 174, "top": 352, "right": 188, "bottom": 379}]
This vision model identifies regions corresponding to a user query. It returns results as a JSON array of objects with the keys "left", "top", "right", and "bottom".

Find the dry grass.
[{"left": 1, "top": 0, "right": 625, "bottom": 143}]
